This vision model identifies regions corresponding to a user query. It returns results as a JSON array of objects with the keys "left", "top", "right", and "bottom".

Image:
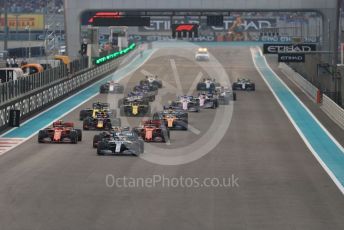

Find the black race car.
[
  {"left": 133, "top": 84, "right": 158, "bottom": 96},
  {"left": 196, "top": 79, "right": 221, "bottom": 91},
  {"left": 118, "top": 91, "right": 155, "bottom": 107},
  {"left": 140, "top": 76, "right": 163, "bottom": 88},
  {"left": 153, "top": 108, "right": 188, "bottom": 130},
  {"left": 100, "top": 81, "right": 124, "bottom": 94},
  {"left": 83, "top": 112, "right": 121, "bottom": 130},
  {"left": 232, "top": 79, "right": 255, "bottom": 91},
  {"left": 97, "top": 130, "right": 144, "bottom": 156}
]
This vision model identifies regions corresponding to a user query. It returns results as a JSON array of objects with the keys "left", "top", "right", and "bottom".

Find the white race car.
[{"left": 195, "top": 48, "right": 210, "bottom": 61}]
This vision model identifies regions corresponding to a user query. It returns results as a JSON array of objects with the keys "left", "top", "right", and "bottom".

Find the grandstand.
[{"left": 0, "top": 0, "right": 63, "bottom": 14}]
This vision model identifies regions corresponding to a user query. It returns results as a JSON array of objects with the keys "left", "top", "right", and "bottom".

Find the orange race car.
[{"left": 152, "top": 108, "right": 188, "bottom": 130}]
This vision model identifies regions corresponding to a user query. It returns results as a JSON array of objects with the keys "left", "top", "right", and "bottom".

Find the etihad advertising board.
[
  {"left": 0, "top": 14, "right": 44, "bottom": 31},
  {"left": 139, "top": 17, "right": 276, "bottom": 32},
  {"left": 263, "top": 44, "right": 317, "bottom": 54}
]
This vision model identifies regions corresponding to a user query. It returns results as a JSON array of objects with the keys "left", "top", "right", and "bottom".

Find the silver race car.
[
  {"left": 97, "top": 130, "right": 144, "bottom": 156},
  {"left": 232, "top": 79, "right": 256, "bottom": 91}
]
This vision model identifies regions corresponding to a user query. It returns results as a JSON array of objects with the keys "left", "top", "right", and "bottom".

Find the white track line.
[
  {"left": 0, "top": 138, "right": 25, "bottom": 156},
  {"left": 170, "top": 59, "right": 184, "bottom": 95}
]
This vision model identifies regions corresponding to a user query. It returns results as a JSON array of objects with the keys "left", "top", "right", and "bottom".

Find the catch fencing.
[{"left": 0, "top": 49, "right": 139, "bottom": 132}]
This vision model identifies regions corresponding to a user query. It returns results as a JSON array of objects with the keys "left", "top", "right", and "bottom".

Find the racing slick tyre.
[
  {"left": 197, "top": 83, "right": 205, "bottom": 91},
  {"left": 100, "top": 86, "right": 108, "bottom": 94},
  {"left": 152, "top": 81, "right": 162, "bottom": 89},
  {"left": 211, "top": 102, "right": 217, "bottom": 109},
  {"left": 70, "top": 131, "right": 78, "bottom": 144},
  {"left": 161, "top": 128, "right": 170, "bottom": 143},
  {"left": 214, "top": 99, "right": 219, "bottom": 108},
  {"left": 83, "top": 117, "right": 92, "bottom": 130},
  {"left": 232, "top": 92, "right": 237, "bottom": 101},
  {"left": 152, "top": 113, "right": 160, "bottom": 121},
  {"left": 232, "top": 83, "right": 239, "bottom": 91},
  {"left": 251, "top": 84, "right": 256, "bottom": 91},
  {"left": 183, "top": 114, "right": 189, "bottom": 130},
  {"left": 182, "top": 121, "right": 188, "bottom": 131},
  {"left": 106, "top": 121, "right": 112, "bottom": 130},
  {"left": 117, "top": 98, "right": 124, "bottom": 108},
  {"left": 97, "top": 141, "right": 107, "bottom": 155},
  {"left": 38, "top": 130, "right": 48, "bottom": 143},
  {"left": 79, "top": 110, "right": 91, "bottom": 121},
  {"left": 139, "top": 80, "right": 147, "bottom": 86},
  {"left": 76, "top": 129, "right": 82, "bottom": 141},
  {"left": 93, "top": 135, "right": 101, "bottom": 148},
  {"left": 110, "top": 109, "right": 117, "bottom": 118},
  {"left": 132, "top": 127, "right": 141, "bottom": 137},
  {"left": 138, "top": 139, "right": 144, "bottom": 154}
]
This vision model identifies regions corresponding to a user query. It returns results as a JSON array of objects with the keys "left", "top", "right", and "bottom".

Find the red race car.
[
  {"left": 133, "top": 120, "right": 170, "bottom": 143},
  {"left": 38, "top": 121, "right": 82, "bottom": 144}
]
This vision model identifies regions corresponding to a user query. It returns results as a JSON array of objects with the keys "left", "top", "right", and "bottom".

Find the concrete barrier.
[
  {"left": 279, "top": 63, "right": 320, "bottom": 103},
  {"left": 321, "top": 95, "right": 344, "bottom": 129}
]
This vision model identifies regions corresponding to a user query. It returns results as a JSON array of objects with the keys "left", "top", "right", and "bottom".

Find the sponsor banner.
[
  {"left": 263, "top": 43, "right": 317, "bottom": 54},
  {"left": 278, "top": 53, "right": 305, "bottom": 63},
  {"left": 260, "top": 36, "right": 319, "bottom": 43},
  {"left": 140, "top": 17, "right": 276, "bottom": 32},
  {"left": 125, "top": 34, "right": 320, "bottom": 43},
  {"left": 0, "top": 14, "right": 44, "bottom": 31},
  {"left": 128, "top": 34, "right": 215, "bottom": 42}
]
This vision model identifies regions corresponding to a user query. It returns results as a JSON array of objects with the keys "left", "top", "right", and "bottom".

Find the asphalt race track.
[{"left": 0, "top": 45, "right": 344, "bottom": 230}]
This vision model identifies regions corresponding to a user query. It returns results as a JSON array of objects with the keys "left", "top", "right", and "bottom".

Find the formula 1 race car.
[
  {"left": 119, "top": 99, "right": 151, "bottom": 117},
  {"left": 198, "top": 93, "right": 219, "bottom": 109},
  {"left": 232, "top": 79, "right": 256, "bottom": 91},
  {"left": 140, "top": 76, "right": 163, "bottom": 88},
  {"left": 93, "top": 127, "right": 130, "bottom": 148},
  {"left": 118, "top": 90, "right": 156, "bottom": 107},
  {"left": 195, "top": 48, "right": 210, "bottom": 61},
  {"left": 169, "top": 96, "right": 200, "bottom": 112},
  {"left": 38, "top": 120, "right": 82, "bottom": 144},
  {"left": 118, "top": 95, "right": 150, "bottom": 109},
  {"left": 96, "top": 130, "right": 144, "bottom": 156},
  {"left": 99, "top": 81, "right": 124, "bottom": 94},
  {"left": 214, "top": 87, "right": 237, "bottom": 105},
  {"left": 127, "top": 90, "right": 156, "bottom": 102},
  {"left": 153, "top": 108, "right": 188, "bottom": 130},
  {"left": 196, "top": 78, "right": 221, "bottom": 91},
  {"left": 133, "top": 120, "right": 170, "bottom": 143},
  {"left": 133, "top": 84, "right": 158, "bottom": 95},
  {"left": 79, "top": 102, "right": 116, "bottom": 121},
  {"left": 83, "top": 111, "right": 121, "bottom": 130}
]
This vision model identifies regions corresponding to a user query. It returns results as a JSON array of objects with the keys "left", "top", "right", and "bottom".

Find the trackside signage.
[
  {"left": 263, "top": 44, "right": 316, "bottom": 54},
  {"left": 278, "top": 53, "right": 305, "bottom": 63}
]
